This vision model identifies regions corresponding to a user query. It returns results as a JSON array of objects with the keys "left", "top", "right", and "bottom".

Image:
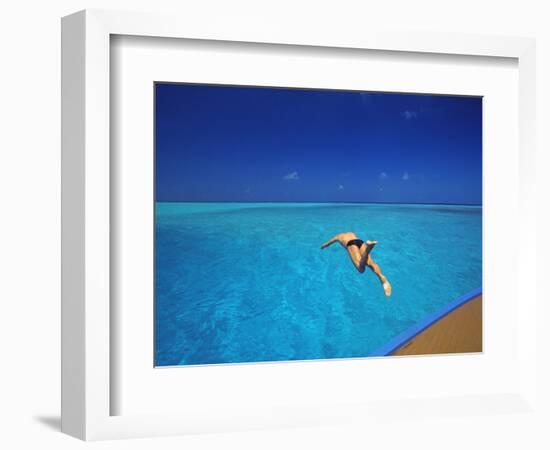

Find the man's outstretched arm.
[{"left": 320, "top": 235, "right": 341, "bottom": 249}]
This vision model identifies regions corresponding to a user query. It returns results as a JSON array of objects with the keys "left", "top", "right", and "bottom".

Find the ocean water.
[{"left": 155, "top": 202, "right": 482, "bottom": 366}]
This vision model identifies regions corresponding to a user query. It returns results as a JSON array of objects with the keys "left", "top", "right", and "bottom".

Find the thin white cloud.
[
  {"left": 338, "top": 184, "right": 344, "bottom": 190},
  {"left": 402, "top": 172, "right": 409, "bottom": 181},
  {"left": 283, "top": 171, "right": 300, "bottom": 181},
  {"left": 379, "top": 171, "right": 388, "bottom": 180},
  {"left": 401, "top": 110, "right": 418, "bottom": 120}
]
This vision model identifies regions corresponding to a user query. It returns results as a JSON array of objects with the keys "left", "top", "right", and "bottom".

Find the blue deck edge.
[{"left": 369, "top": 287, "right": 482, "bottom": 357}]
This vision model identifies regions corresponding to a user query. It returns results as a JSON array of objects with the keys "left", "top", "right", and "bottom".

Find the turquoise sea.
[{"left": 155, "top": 202, "right": 482, "bottom": 366}]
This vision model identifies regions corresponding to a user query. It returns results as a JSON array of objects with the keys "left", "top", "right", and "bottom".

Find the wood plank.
[{"left": 392, "top": 295, "right": 482, "bottom": 356}]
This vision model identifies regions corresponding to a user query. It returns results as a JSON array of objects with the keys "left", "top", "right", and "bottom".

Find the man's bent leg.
[{"left": 367, "top": 255, "right": 392, "bottom": 297}]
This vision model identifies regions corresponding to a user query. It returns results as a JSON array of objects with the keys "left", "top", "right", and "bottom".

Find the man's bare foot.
[
  {"left": 360, "top": 240, "right": 377, "bottom": 264},
  {"left": 382, "top": 280, "right": 392, "bottom": 297},
  {"left": 366, "top": 240, "right": 377, "bottom": 248},
  {"left": 361, "top": 240, "right": 377, "bottom": 255}
]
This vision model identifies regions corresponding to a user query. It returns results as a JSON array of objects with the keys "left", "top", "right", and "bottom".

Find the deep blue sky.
[{"left": 155, "top": 83, "right": 482, "bottom": 204}]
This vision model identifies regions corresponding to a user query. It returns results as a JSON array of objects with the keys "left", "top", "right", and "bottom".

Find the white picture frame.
[{"left": 61, "top": 9, "right": 537, "bottom": 441}]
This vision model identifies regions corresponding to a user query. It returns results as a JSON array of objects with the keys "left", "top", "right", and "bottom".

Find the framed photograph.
[
  {"left": 153, "top": 82, "right": 483, "bottom": 367},
  {"left": 61, "top": 9, "right": 537, "bottom": 440}
]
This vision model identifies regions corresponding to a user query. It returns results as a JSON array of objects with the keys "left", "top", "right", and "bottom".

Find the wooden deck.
[{"left": 392, "top": 295, "right": 482, "bottom": 356}]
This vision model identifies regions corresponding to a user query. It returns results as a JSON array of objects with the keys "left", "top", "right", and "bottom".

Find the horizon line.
[{"left": 155, "top": 200, "right": 482, "bottom": 207}]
